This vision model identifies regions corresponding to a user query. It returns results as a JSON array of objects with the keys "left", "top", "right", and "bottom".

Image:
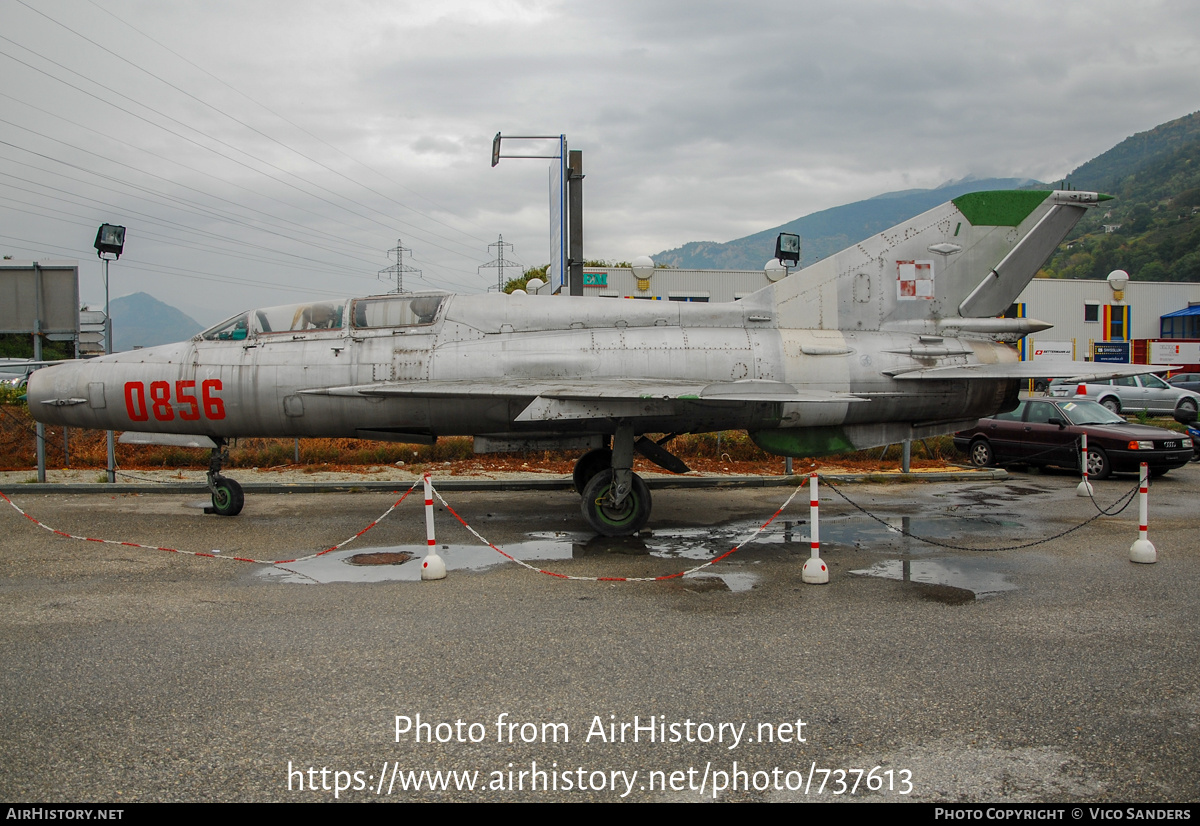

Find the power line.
[
  {"left": 82, "top": 0, "right": 494, "bottom": 244},
  {"left": 0, "top": 17, "right": 486, "bottom": 261}
]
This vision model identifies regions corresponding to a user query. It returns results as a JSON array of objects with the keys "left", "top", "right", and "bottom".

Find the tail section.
[{"left": 763, "top": 190, "right": 1107, "bottom": 334}]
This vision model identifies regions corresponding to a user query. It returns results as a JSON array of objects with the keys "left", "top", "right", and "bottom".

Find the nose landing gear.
[{"left": 203, "top": 440, "right": 244, "bottom": 516}]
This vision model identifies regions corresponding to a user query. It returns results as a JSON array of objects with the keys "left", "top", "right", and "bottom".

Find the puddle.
[
  {"left": 258, "top": 539, "right": 572, "bottom": 584},
  {"left": 849, "top": 556, "right": 1017, "bottom": 601},
  {"left": 257, "top": 534, "right": 764, "bottom": 588},
  {"left": 256, "top": 514, "right": 1021, "bottom": 586}
]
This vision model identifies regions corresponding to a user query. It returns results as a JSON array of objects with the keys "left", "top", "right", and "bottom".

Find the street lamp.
[{"left": 94, "top": 223, "right": 125, "bottom": 483}]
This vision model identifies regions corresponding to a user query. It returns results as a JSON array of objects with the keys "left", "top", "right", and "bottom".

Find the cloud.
[{"left": 1, "top": 0, "right": 1198, "bottom": 317}]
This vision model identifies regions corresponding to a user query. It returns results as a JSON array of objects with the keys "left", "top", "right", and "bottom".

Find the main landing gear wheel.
[
  {"left": 210, "top": 476, "right": 244, "bottom": 516},
  {"left": 581, "top": 470, "right": 651, "bottom": 536},
  {"left": 573, "top": 448, "right": 613, "bottom": 495}
]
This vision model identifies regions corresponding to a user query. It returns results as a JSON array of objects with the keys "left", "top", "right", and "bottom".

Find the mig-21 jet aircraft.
[{"left": 29, "top": 189, "right": 1144, "bottom": 535}]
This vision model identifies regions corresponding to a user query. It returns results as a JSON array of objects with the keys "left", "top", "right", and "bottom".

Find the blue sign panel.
[{"left": 1093, "top": 341, "right": 1130, "bottom": 363}]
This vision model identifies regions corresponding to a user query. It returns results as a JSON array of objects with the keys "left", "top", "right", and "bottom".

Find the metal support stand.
[
  {"left": 103, "top": 255, "right": 115, "bottom": 484},
  {"left": 567, "top": 149, "right": 584, "bottom": 297}
]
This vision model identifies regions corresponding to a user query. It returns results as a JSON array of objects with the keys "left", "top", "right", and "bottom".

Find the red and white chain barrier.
[
  {"left": 0, "top": 478, "right": 420, "bottom": 566},
  {"left": 1129, "top": 462, "right": 1156, "bottom": 564},
  {"left": 430, "top": 479, "right": 809, "bottom": 582}
]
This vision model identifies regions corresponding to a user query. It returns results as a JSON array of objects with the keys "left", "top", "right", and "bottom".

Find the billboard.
[
  {"left": 1151, "top": 340, "right": 1200, "bottom": 365},
  {"left": 1030, "top": 340, "right": 1074, "bottom": 360},
  {"left": 1093, "top": 341, "right": 1131, "bottom": 363},
  {"left": 0, "top": 261, "right": 79, "bottom": 339},
  {"left": 548, "top": 136, "right": 567, "bottom": 289}
]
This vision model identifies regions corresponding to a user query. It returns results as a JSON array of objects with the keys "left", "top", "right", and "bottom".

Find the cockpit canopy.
[{"left": 199, "top": 294, "right": 447, "bottom": 341}]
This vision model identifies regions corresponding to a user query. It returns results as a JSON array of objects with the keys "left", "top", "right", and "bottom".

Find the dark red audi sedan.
[{"left": 953, "top": 398, "right": 1193, "bottom": 479}]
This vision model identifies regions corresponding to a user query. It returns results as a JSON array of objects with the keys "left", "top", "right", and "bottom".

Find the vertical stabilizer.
[{"left": 763, "top": 190, "right": 1104, "bottom": 333}]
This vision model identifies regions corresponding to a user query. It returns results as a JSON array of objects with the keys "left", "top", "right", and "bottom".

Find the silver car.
[{"left": 1050, "top": 373, "right": 1200, "bottom": 417}]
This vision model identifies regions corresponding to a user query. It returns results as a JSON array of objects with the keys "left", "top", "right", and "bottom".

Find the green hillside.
[{"left": 1038, "top": 111, "right": 1200, "bottom": 282}]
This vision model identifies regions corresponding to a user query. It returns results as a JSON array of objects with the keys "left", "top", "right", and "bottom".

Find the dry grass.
[{"left": 0, "top": 402, "right": 959, "bottom": 474}]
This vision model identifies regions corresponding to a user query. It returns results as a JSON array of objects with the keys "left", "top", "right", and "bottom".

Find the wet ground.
[{"left": 1, "top": 465, "right": 1198, "bottom": 801}]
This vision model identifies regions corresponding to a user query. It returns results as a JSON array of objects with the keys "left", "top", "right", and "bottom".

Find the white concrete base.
[
  {"left": 1129, "top": 539, "right": 1157, "bottom": 564},
  {"left": 421, "top": 551, "right": 447, "bottom": 580},
  {"left": 1076, "top": 479, "right": 1093, "bottom": 497},
  {"left": 802, "top": 556, "right": 829, "bottom": 584}
]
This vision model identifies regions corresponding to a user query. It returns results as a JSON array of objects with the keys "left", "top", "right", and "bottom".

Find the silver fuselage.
[{"left": 27, "top": 291, "right": 1018, "bottom": 453}]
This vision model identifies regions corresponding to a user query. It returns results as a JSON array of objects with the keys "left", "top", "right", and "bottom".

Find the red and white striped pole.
[
  {"left": 422, "top": 472, "right": 447, "bottom": 580},
  {"left": 1129, "top": 462, "right": 1156, "bottom": 564},
  {"left": 802, "top": 472, "right": 829, "bottom": 584},
  {"left": 1076, "top": 432, "right": 1093, "bottom": 497}
]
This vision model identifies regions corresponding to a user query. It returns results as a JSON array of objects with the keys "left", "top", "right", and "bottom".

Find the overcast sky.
[{"left": 2, "top": 0, "right": 1199, "bottom": 325}]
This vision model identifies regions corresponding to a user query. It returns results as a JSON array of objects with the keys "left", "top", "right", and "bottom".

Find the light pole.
[{"left": 94, "top": 223, "right": 125, "bottom": 484}]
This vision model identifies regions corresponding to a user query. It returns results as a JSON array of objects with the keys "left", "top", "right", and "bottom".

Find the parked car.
[
  {"left": 1168, "top": 372, "right": 1200, "bottom": 393},
  {"left": 1049, "top": 373, "right": 1200, "bottom": 417},
  {"left": 954, "top": 398, "right": 1193, "bottom": 478}
]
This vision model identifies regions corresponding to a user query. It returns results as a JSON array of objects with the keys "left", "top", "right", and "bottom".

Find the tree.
[{"left": 504, "top": 264, "right": 550, "bottom": 293}]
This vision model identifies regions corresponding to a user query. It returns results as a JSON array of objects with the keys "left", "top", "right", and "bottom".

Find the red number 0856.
[{"left": 124, "top": 379, "right": 225, "bottom": 422}]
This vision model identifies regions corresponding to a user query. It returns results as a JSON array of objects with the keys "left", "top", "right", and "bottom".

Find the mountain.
[
  {"left": 1039, "top": 111, "right": 1200, "bottom": 282},
  {"left": 1062, "top": 110, "right": 1200, "bottom": 193},
  {"left": 110, "top": 292, "right": 204, "bottom": 351},
  {"left": 652, "top": 178, "right": 1039, "bottom": 270}
]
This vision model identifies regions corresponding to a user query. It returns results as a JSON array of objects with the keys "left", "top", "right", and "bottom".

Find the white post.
[
  {"left": 421, "top": 473, "right": 447, "bottom": 579},
  {"left": 1076, "top": 432, "right": 1093, "bottom": 496},
  {"left": 802, "top": 472, "right": 829, "bottom": 584},
  {"left": 1129, "top": 462, "right": 1156, "bottom": 564}
]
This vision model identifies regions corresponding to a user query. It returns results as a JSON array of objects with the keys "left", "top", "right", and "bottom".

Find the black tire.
[
  {"left": 581, "top": 470, "right": 651, "bottom": 536},
  {"left": 1100, "top": 397, "right": 1121, "bottom": 415},
  {"left": 1086, "top": 447, "right": 1111, "bottom": 480},
  {"left": 1176, "top": 398, "right": 1197, "bottom": 418},
  {"left": 211, "top": 477, "right": 244, "bottom": 516},
  {"left": 969, "top": 438, "right": 994, "bottom": 467},
  {"left": 572, "top": 448, "right": 613, "bottom": 495}
]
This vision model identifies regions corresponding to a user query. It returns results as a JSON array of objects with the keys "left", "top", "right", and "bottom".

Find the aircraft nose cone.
[{"left": 25, "top": 361, "right": 84, "bottom": 424}]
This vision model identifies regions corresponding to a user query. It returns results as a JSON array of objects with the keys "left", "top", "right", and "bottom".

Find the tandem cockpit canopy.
[{"left": 198, "top": 294, "right": 448, "bottom": 341}]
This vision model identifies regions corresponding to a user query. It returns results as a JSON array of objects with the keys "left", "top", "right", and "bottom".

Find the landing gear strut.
[
  {"left": 579, "top": 423, "right": 651, "bottom": 536},
  {"left": 204, "top": 440, "right": 244, "bottom": 516}
]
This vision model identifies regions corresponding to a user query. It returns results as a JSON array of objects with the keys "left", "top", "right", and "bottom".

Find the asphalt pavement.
[{"left": 1, "top": 463, "right": 1197, "bottom": 802}]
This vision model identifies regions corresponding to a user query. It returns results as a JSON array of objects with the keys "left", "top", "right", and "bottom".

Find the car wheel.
[
  {"left": 1100, "top": 397, "right": 1121, "bottom": 415},
  {"left": 1176, "top": 398, "right": 1198, "bottom": 418},
  {"left": 581, "top": 470, "right": 651, "bottom": 536},
  {"left": 1086, "top": 447, "right": 1111, "bottom": 480},
  {"left": 969, "top": 438, "right": 994, "bottom": 467}
]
